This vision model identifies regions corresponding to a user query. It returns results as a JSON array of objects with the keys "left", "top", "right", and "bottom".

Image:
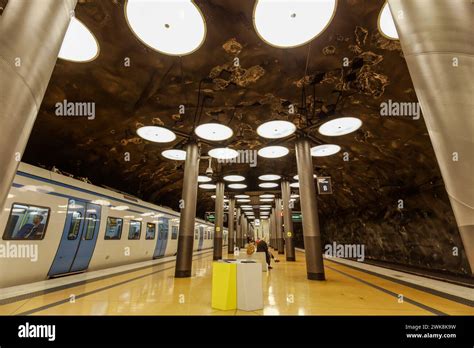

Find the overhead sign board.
[{"left": 317, "top": 177, "right": 332, "bottom": 194}]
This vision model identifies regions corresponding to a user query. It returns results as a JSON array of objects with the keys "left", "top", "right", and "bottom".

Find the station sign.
[
  {"left": 291, "top": 212, "right": 302, "bottom": 222},
  {"left": 205, "top": 212, "right": 227, "bottom": 223},
  {"left": 317, "top": 177, "right": 332, "bottom": 194}
]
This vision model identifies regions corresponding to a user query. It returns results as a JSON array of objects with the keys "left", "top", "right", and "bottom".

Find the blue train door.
[
  {"left": 154, "top": 217, "right": 169, "bottom": 258},
  {"left": 48, "top": 200, "right": 101, "bottom": 276},
  {"left": 198, "top": 226, "right": 204, "bottom": 251}
]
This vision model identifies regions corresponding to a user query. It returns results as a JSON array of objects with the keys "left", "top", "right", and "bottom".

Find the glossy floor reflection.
[{"left": 1, "top": 250, "right": 472, "bottom": 315}]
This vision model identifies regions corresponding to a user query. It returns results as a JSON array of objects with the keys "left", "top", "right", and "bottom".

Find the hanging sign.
[{"left": 317, "top": 177, "right": 332, "bottom": 194}]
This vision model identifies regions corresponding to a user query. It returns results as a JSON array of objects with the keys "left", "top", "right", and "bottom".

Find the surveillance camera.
[{"left": 206, "top": 167, "right": 213, "bottom": 177}]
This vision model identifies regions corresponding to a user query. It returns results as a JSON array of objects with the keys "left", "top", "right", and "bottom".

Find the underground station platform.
[{"left": 0, "top": 0, "right": 472, "bottom": 346}]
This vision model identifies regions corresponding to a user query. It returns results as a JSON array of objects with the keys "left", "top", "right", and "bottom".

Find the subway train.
[{"left": 0, "top": 163, "right": 226, "bottom": 288}]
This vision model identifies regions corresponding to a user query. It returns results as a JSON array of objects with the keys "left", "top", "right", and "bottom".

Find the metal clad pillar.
[
  {"left": 271, "top": 208, "right": 276, "bottom": 250},
  {"left": 236, "top": 207, "right": 242, "bottom": 250},
  {"left": 275, "top": 198, "right": 284, "bottom": 254},
  {"left": 213, "top": 181, "right": 224, "bottom": 260},
  {"left": 175, "top": 142, "right": 200, "bottom": 277},
  {"left": 282, "top": 181, "right": 296, "bottom": 261},
  {"left": 388, "top": 0, "right": 474, "bottom": 274},
  {"left": 295, "top": 138, "right": 325, "bottom": 280},
  {"left": 227, "top": 197, "right": 235, "bottom": 254},
  {"left": 0, "top": 0, "right": 78, "bottom": 210}
]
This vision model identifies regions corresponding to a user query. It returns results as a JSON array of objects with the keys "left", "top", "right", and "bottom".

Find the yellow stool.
[{"left": 211, "top": 262, "right": 237, "bottom": 310}]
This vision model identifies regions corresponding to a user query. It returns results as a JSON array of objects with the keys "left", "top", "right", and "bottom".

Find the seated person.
[
  {"left": 16, "top": 214, "right": 45, "bottom": 239},
  {"left": 256, "top": 239, "right": 273, "bottom": 269}
]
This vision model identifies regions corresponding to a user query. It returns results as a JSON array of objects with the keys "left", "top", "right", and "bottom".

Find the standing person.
[{"left": 256, "top": 239, "right": 273, "bottom": 269}]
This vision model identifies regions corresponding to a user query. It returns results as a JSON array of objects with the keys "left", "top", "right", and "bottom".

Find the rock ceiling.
[{"left": 24, "top": 0, "right": 445, "bottom": 219}]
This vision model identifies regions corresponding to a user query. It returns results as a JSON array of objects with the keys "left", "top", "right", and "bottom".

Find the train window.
[
  {"left": 2, "top": 203, "right": 50, "bottom": 240},
  {"left": 105, "top": 217, "right": 123, "bottom": 240},
  {"left": 145, "top": 223, "right": 156, "bottom": 240},
  {"left": 128, "top": 220, "right": 141, "bottom": 240},
  {"left": 171, "top": 225, "right": 178, "bottom": 240},
  {"left": 67, "top": 211, "right": 83, "bottom": 240},
  {"left": 84, "top": 214, "right": 97, "bottom": 240}
]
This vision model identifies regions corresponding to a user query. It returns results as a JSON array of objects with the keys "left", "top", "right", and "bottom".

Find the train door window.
[
  {"left": 194, "top": 228, "right": 199, "bottom": 239},
  {"left": 128, "top": 220, "right": 141, "bottom": 240},
  {"left": 105, "top": 217, "right": 123, "bottom": 240},
  {"left": 84, "top": 213, "right": 97, "bottom": 240},
  {"left": 67, "top": 211, "right": 83, "bottom": 240},
  {"left": 171, "top": 225, "right": 178, "bottom": 239},
  {"left": 2, "top": 203, "right": 50, "bottom": 240},
  {"left": 146, "top": 223, "right": 156, "bottom": 240}
]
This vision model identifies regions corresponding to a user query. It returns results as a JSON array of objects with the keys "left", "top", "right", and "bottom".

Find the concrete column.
[
  {"left": 227, "top": 197, "right": 235, "bottom": 254},
  {"left": 175, "top": 142, "right": 200, "bottom": 277},
  {"left": 295, "top": 138, "right": 325, "bottom": 280},
  {"left": 275, "top": 198, "right": 284, "bottom": 254},
  {"left": 271, "top": 208, "right": 276, "bottom": 250},
  {"left": 213, "top": 181, "right": 225, "bottom": 260},
  {"left": 0, "top": 0, "right": 77, "bottom": 210},
  {"left": 282, "top": 181, "right": 296, "bottom": 261},
  {"left": 235, "top": 207, "right": 242, "bottom": 250},
  {"left": 388, "top": 0, "right": 474, "bottom": 274}
]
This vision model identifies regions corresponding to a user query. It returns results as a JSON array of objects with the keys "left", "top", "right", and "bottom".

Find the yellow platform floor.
[{"left": 1, "top": 250, "right": 472, "bottom": 316}]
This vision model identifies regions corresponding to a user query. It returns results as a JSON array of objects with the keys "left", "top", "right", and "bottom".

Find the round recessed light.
[
  {"left": 260, "top": 198, "right": 274, "bottom": 202},
  {"left": 161, "top": 149, "right": 186, "bottom": 160},
  {"left": 208, "top": 148, "right": 239, "bottom": 160},
  {"left": 211, "top": 195, "right": 226, "bottom": 199},
  {"left": 195, "top": 123, "right": 233, "bottom": 141},
  {"left": 259, "top": 182, "right": 279, "bottom": 188},
  {"left": 293, "top": 174, "right": 317, "bottom": 180},
  {"left": 259, "top": 207, "right": 271, "bottom": 210},
  {"left": 253, "top": 0, "right": 337, "bottom": 48},
  {"left": 318, "top": 117, "right": 362, "bottom": 136},
  {"left": 223, "top": 175, "right": 245, "bottom": 182},
  {"left": 125, "top": 0, "right": 206, "bottom": 56},
  {"left": 235, "top": 194, "right": 250, "bottom": 199},
  {"left": 290, "top": 182, "right": 300, "bottom": 188},
  {"left": 58, "top": 17, "right": 99, "bottom": 62},
  {"left": 311, "top": 144, "right": 341, "bottom": 157},
  {"left": 258, "top": 146, "right": 289, "bottom": 158},
  {"left": 198, "top": 175, "right": 212, "bottom": 182},
  {"left": 256, "top": 120, "right": 296, "bottom": 139},
  {"left": 199, "top": 183, "right": 216, "bottom": 189},
  {"left": 228, "top": 183, "right": 247, "bottom": 189},
  {"left": 241, "top": 207, "right": 253, "bottom": 211},
  {"left": 237, "top": 199, "right": 251, "bottom": 203},
  {"left": 260, "top": 205, "right": 272, "bottom": 208},
  {"left": 290, "top": 194, "right": 300, "bottom": 198},
  {"left": 258, "top": 174, "right": 281, "bottom": 181},
  {"left": 137, "top": 126, "right": 176, "bottom": 143},
  {"left": 259, "top": 194, "right": 275, "bottom": 198},
  {"left": 378, "top": 2, "right": 399, "bottom": 40}
]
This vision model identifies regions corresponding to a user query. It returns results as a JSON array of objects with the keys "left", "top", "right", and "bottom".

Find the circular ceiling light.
[
  {"left": 260, "top": 205, "right": 272, "bottom": 208},
  {"left": 237, "top": 199, "right": 251, "bottom": 203},
  {"left": 378, "top": 2, "right": 399, "bottom": 40},
  {"left": 293, "top": 174, "right": 317, "bottom": 180},
  {"left": 318, "top": 117, "right": 362, "bottom": 136},
  {"left": 161, "top": 149, "right": 186, "bottom": 160},
  {"left": 258, "top": 146, "right": 289, "bottom": 158},
  {"left": 235, "top": 194, "right": 250, "bottom": 199},
  {"left": 211, "top": 195, "right": 227, "bottom": 199},
  {"left": 290, "top": 182, "right": 300, "bottom": 188},
  {"left": 253, "top": 0, "right": 337, "bottom": 48},
  {"left": 198, "top": 175, "right": 212, "bottom": 183},
  {"left": 256, "top": 120, "right": 296, "bottom": 139},
  {"left": 259, "top": 206, "right": 271, "bottom": 210},
  {"left": 258, "top": 174, "right": 281, "bottom": 181},
  {"left": 259, "top": 182, "right": 279, "bottom": 188},
  {"left": 58, "top": 17, "right": 99, "bottom": 62},
  {"left": 199, "top": 183, "right": 216, "bottom": 189},
  {"left": 311, "top": 144, "right": 341, "bottom": 157},
  {"left": 223, "top": 175, "right": 245, "bottom": 182},
  {"left": 259, "top": 194, "right": 275, "bottom": 198},
  {"left": 208, "top": 148, "right": 239, "bottom": 160},
  {"left": 125, "top": 0, "right": 206, "bottom": 56},
  {"left": 195, "top": 123, "right": 233, "bottom": 141},
  {"left": 228, "top": 183, "right": 247, "bottom": 189},
  {"left": 260, "top": 198, "right": 274, "bottom": 202},
  {"left": 290, "top": 194, "right": 300, "bottom": 198},
  {"left": 137, "top": 126, "right": 176, "bottom": 143}
]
